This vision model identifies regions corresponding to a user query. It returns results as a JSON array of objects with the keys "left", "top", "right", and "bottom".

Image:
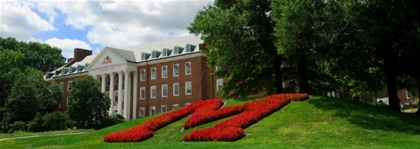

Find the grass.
[
  {"left": 0, "top": 129, "right": 93, "bottom": 138},
  {"left": 1, "top": 96, "right": 420, "bottom": 148}
]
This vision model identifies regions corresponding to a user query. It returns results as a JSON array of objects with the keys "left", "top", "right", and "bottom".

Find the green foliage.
[
  {"left": 28, "top": 112, "right": 74, "bottom": 132},
  {"left": 38, "top": 82, "right": 63, "bottom": 115},
  {"left": 8, "top": 121, "right": 27, "bottom": 133},
  {"left": 188, "top": 0, "right": 283, "bottom": 98},
  {"left": 67, "top": 76, "right": 111, "bottom": 129}
]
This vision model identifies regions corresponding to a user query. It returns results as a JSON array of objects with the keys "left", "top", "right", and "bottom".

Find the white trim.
[
  {"left": 185, "top": 62, "right": 191, "bottom": 75},
  {"left": 161, "top": 105, "right": 167, "bottom": 113},
  {"left": 140, "top": 87, "right": 145, "bottom": 99},
  {"left": 151, "top": 86, "right": 156, "bottom": 98},
  {"left": 66, "top": 97, "right": 70, "bottom": 105},
  {"left": 67, "top": 81, "right": 72, "bottom": 91},
  {"left": 185, "top": 81, "right": 192, "bottom": 95},
  {"left": 216, "top": 79, "right": 223, "bottom": 91},
  {"left": 149, "top": 106, "right": 156, "bottom": 116},
  {"left": 140, "top": 69, "right": 146, "bottom": 81},
  {"left": 162, "top": 65, "right": 168, "bottom": 78},
  {"left": 151, "top": 67, "right": 156, "bottom": 80},
  {"left": 173, "top": 64, "right": 179, "bottom": 77},
  {"left": 185, "top": 103, "right": 190, "bottom": 107},
  {"left": 60, "top": 82, "right": 64, "bottom": 92},
  {"left": 173, "top": 83, "right": 179, "bottom": 96},
  {"left": 162, "top": 84, "right": 168, "bottom": 98},
  {"left": 172, "top": 104, "right": 179, "bottom": 110},
  {"left": 139, "top": 107, "right": 145, "bottom": 117}
]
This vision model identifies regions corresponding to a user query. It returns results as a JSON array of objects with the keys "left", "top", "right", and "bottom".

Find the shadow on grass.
[
  {"left": 308, "top": 96, "right": 420, "bottom": 135},
  {"left": 227, "top": 96, "right": 261, "bottom": 102}
]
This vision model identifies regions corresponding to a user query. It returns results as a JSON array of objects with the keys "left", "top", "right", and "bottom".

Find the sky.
[{"left": 0, "top": 0, "right": 213, "bottom": 59}]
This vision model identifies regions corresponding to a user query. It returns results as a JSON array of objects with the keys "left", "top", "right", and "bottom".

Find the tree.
[
  {"left": 38, "top": 82, "right": 63, "bottom": 115},
  {"left": 188, "top": 0, "right": 283, "bottom": 98},
  {"left": 67, "top": 76, "right": 110, "bottom": 129},
  {"left": 0, "top": 37, "right": 66, "bottom": 73}
]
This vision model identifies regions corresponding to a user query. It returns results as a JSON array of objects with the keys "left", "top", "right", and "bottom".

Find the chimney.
[
  {"left": 199, "top": 43, "right": 207, "bottom": 50},
  {"left": 74, "top": 48, "right": 92, "bottom": 61},
  {"left": 67, "top": 58, "right": 74, "bottom": 63}
]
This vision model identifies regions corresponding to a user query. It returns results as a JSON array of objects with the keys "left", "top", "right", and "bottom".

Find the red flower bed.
[
  {"left": 184, "top": 104, "right": 245, "bottom": 129},
  {"left": 183, "top": 93, "right": 308, "bottom": 142},
  {"left": 104, "top": 99, "right": 223, "bottom": 142}
]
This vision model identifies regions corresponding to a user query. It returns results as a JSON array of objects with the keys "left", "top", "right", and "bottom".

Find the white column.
[
  {"left": 109, "top": 73, "right": 115, "bottom": 116},
  {"left": 124, "top": 70, "right": 130, "bottom": 120},
  {"left": 101, "top": 74, "right": 106, "bottom": 93},
  {"left": 118, "top": 71, "right": 123, "bottom": 116},
  {"left": 132, "top": 70, "right": 138, "bottom": 119}
]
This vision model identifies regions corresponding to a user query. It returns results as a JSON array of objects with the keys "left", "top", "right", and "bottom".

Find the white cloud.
[
  {"left": 0, "top": 1, "right": 55, "bottom": 41},
  {"left": 45, "top": 38, "right": 92, "bottom": 59},
  {"left": 35, "top": 0, "right": 212, "bottom": 48}
]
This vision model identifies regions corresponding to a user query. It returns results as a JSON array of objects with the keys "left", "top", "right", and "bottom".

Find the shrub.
[
  {"left": 28, "top": 113, "right": 45, "bottom": 132},
  {"left": 8, "top": 121, "right": 28, "bottom": 133},
  {"left": 28, "top": 112, "right": 74, "bottom": 132}
]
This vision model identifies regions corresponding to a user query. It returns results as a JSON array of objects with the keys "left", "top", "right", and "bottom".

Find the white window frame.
[
  {"left": 173, "top": 64, "right": 179, "bottom": 77},
  {"left": 173, "top": 83, "right": 179, "bottom": 96},
  {"left": 139, "top": 107, "right": 145, "bottom": 117},
  {"left": 407, "top": 90, "right": 412, "bottom": 99},
  {"left": 140, "top": 69, "right": 146, "bottom": 81},
  {"left": 66, "top": 97, "right": 70, "bottom": 105},
  {"left": 161, "top": 105, "right": 167, "bottom": 113},
  {"left": 67, "top": 81, "right": 72, "bottom": 91},
  {"left": 60, "top": 82, "right": 64, "bottom": 92},
  {"left": 185, "top": 81, "right": 192, "bottom": 95},
  {"left": 173, "top": 104, "right": 179, "bottom": 110},
  {"left": 151, "top": 67, "right": 156, "bottom": 80},
  {"left": 151, "top": 86, "right": 156, "bottom": 99},
  {"left": 216, "top": 79, "right": 223, "bottom": 91},
  {"left": 216, "top": 66, "right": 221, "bottom": 71},
  {"left": 185, "top": 103, "right": 190, "bottom": 107},
  {"left": 162, "top": 84, "right": 168, "bottom": 98},
  {"left": 162, "top": 66, "right": 167, "bottom": 78},
  {"left": 140, "top": 87, "right": 145, "bottom": 99},
  {"left": 185, "top": 62, "right": 191, "bottom": 75},
  {"left": 150, "top": 106, "right": 156, "bottom": 116}
]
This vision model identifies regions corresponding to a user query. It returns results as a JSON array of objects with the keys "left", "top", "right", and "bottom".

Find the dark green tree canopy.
[{"left": 68, "top": 76, "right": 110, "bottom": 129}]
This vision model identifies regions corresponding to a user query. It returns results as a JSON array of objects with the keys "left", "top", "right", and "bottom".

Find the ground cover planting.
[
  {"left": 183, "top": 94, "right": 309, "bottom": 141},
  {"left": 103, "top": 99, "right": 223, "bottom": 142},
  {"left": 104, "top": 93, "right": 308, "bottom": 142}
]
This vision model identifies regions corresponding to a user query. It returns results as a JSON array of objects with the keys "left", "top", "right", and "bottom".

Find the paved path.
[{"left": 0, "top": 132, "right": 88, "bottom": 141}]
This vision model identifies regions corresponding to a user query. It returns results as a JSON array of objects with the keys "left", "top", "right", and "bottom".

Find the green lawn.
[{"left": 1, "top": 96, "right": 420, "bottom": 148}]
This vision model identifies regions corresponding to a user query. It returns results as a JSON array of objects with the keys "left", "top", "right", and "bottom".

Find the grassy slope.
[{"left": 1, "top": 96, "right": 420, "bottom": 148}]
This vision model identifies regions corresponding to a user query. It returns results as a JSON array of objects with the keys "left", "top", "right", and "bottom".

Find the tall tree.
[
  {"left": 67, "top": 76, "right": 110, "bottom": 129},
  {"left": 188, "top": 0, "right": 283, "bottom": 98}
]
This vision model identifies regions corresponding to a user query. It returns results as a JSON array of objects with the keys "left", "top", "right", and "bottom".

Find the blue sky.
[{"left": 0, "top": 0, "right": 212, "bottom": 58}]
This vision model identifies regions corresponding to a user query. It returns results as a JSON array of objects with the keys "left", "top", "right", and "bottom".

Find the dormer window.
[
  {"left": 162, "top": 49, "right": 167, "bottom": 57},
  {"left": 152, "top": 50, "right": 161, "bottom": 59},
  {"left": 174, "top": 47, "right": 179, "bottom": 55},
  {"left": 141, "top": 52, "right": 151, "bottom": 61},
  {"left": 186, "top": 44, "right": 196, "bottom": 52},
  {"left": 173, "top": 46, "right": 184, "bottom": 55}
]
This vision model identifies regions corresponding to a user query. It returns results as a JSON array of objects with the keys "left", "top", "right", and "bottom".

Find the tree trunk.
[
  {"left": 297, "top": 50, "right": 309, "bottom": 94},
  {"left": 274, "top": 56, "right": 283, "bottom": 94},
  {"left": 383, "top": 48, "right": 399, "bottom": 110}
]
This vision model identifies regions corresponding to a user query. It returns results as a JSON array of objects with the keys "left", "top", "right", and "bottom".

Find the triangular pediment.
[{"left": 87, "top": 47, "right": 128, "bottom": 70}]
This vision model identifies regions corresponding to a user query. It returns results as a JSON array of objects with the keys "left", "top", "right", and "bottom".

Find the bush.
[
  {"left": 8, "top": 121, "right": 28, "bottom": 133},
  {"left": 97, "top": 113, "right": 126, "bottom": 130},
  {"left": 28, "top": 112, "right": 74, "bottom": 132}
]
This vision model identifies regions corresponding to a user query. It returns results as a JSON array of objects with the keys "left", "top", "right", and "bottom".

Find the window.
[
  {"left": 162, "top": 66, "right": 167, "bottom": 78},
  {"left": 106, "top": 76, "right": 110, "bottom": 86},
  {"left": 151, "top": 86, "right": 156, "bottom": 98},
  {"left": 139, "top": 107, "right": 145, "bottom": 117},
  {"left": 173, "top": 83, "right": 179, "bottom": 96},
  {"left": 216, "top": 66, "right": 221, "bottom": 71},
  {"left": 150, "top": 106, "right": 156, "bottom": 116},
  {"left": 161, "top": 105, "right": 167, "bottom": 113},
  {"left": 140, "top": 69, "right": 146, "bottom": 81},
  {"left": 140, "top": 87, "right": 145, "bottom": 99},
  {"left": 162, "top": 84, "right": 168, "bottom": 97},
  {"left": 106, "top": 92, "right": 109, "bottom": 97},
  {"left": 115, "top": 74, "right": 119, "bottom": 84},
  {"left": 60, "top": 82, "right": 64, "bottom": 92},
  {"left": 216, "top": 79, "right": 223, "bottom": 91},
  {"left": 114, "top": 91, "right": 118, "bottom": 104},
  {"left": 407, "top": 90, "right": 412, "bottom": 98},
  {"left": 185, "top": 103, "right": 190, "bottom": 107},
  {"left": 173, "top": 64, "right": 179, "bottom": 76},
  {"left": 185, "top": 62, "right": 191, "bottom": 75},
  {"left": 67, "top": 81, "right": 72, "bottom": 91},
  {"left": 173, "top": 104, "right": 179, "bottom": 110},
  {"left": 185, "top": 82, "right": 192, "bottom": 95},
  {"left": 66, "top": 97, "right": 70, "bottom": 105},
  {"left": 151, "top": 67, "right": 156, "bottom": 80}
]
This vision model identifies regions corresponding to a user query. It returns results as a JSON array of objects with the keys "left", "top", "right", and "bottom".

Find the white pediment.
[{"left": 87, "top": 48, "right": 127, "bottom": 71}]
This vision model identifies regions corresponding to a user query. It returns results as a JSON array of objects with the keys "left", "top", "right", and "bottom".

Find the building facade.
[{"left": 45, "top": 35, "right": 225, "bottom": 120}]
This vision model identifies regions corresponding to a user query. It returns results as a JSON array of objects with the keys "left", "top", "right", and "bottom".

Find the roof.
[{"left": 105, "top": 47, "right": 136, "bottom": 62}]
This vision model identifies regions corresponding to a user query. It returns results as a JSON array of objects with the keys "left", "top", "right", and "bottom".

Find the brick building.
[{"left": 44, "top": 35, "right": 225, "bottom": 120}]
